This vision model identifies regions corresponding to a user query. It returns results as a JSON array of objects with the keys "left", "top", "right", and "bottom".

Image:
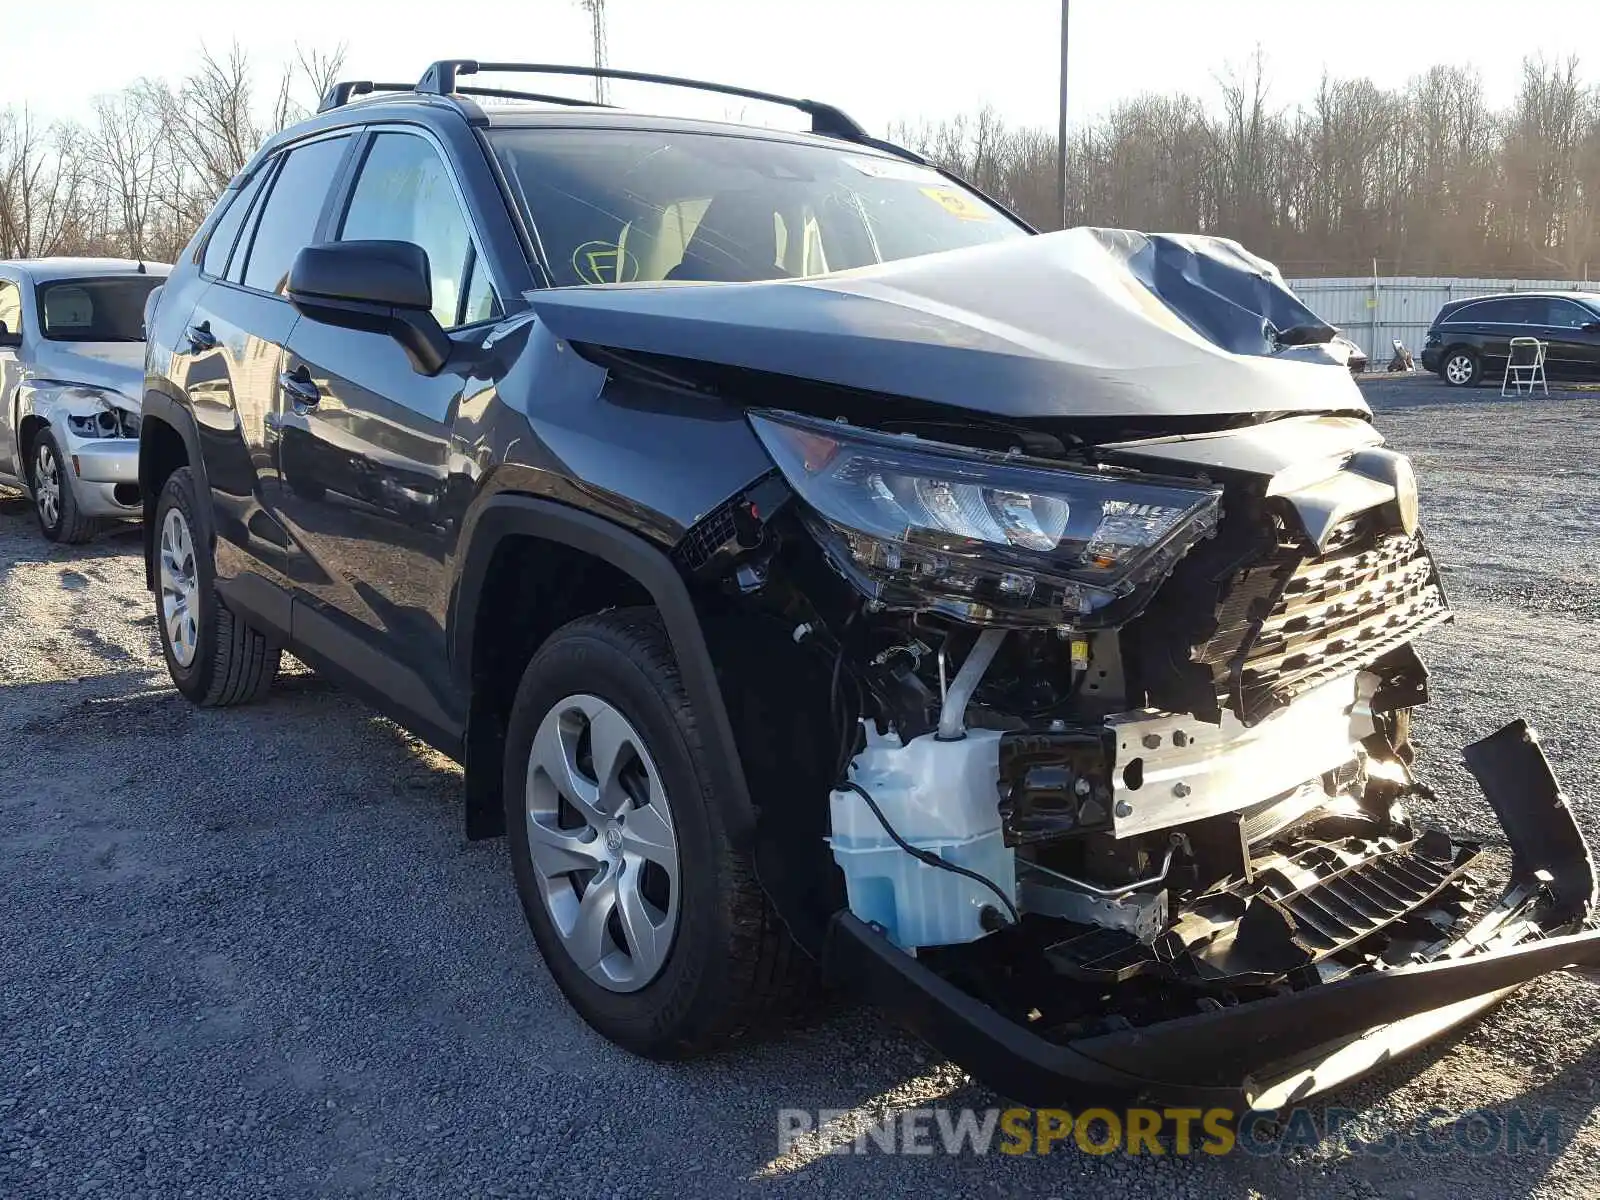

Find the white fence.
[{"left": 1285, "top": 275, "right": 1594, "bottom": 357}]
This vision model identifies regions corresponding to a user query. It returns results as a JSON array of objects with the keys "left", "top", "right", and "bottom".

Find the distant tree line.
[
  {"left": 6, "top": 45, "right": 1600, "bottom": 280},
  {"left": 0, "top": 45, "right": 342, "bottom": 264},
  {"left": 896, "top": 50, "right": 1600, "bottom": 280}
]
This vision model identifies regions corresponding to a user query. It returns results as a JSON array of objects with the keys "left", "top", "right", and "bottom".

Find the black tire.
[
  {"left": 503, "top": 607, "right": 807, "bottom": 1059},
  {"left": 154, "top": 466, "right": 280, "bottom": 706},
  {"left": 1440, "top": 347, "right": 1480, "bottom": 387},
  {"left": 31, "top": 430, "right": 97, "bottom": 544}
]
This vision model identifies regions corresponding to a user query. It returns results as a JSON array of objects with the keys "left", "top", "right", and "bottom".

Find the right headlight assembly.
[{"left": 749, "top": 409, "right": 1222, "bottom": 627}]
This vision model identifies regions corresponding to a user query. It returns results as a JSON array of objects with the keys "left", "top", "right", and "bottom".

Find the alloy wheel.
[
  {"left": 33, "top": 442, "right": 61, "bottom": 529},
  {"left": 524, "top": 694, "right": 681, "bottom": 993},
  {"left": 1445, "top": 354, "right": 1474, "bottom": 385},
  {"left": 158, "top": 507, "right": 200, "bottom": 668}
]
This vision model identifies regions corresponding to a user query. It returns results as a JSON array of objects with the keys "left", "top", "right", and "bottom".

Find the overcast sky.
[{"left": 7, "top": 0, "right": 1599, "bottom": 133}]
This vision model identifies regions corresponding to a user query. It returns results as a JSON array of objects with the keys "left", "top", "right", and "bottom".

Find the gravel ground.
[{"left": 1, "top": 375, "right": 1597, "bottom": 1199}]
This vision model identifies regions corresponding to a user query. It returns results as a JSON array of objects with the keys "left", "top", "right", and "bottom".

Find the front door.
[
  {"left": 1537, "top": 297, "right": 1600, "bottom": 379},
  {"left": 0, "top": 277, "right": 25, "bottom": 479},
  {"left": 276, "top": 128, "right": 502, "bottom": 745}
]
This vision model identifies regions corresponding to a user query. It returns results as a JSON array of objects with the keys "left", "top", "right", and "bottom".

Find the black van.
[{"left": 1421, "top": 290, "right": 1600, "bottom": 385}]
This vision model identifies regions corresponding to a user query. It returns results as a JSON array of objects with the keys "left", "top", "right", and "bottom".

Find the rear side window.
[
  {"left": 202, "top": 169, "right": 270, "bottom": 279},
  {"left": 238, "top": 135, "right": 352, "bottom": 294}
]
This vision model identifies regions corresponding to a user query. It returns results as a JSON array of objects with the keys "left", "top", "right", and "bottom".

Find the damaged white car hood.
[{"left": 26, "top": 340, "right": 145, "bottom": 407}]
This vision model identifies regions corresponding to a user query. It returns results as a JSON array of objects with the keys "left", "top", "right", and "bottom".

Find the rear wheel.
[
  {"left": 31, "top": 431, "right": 97, "bottom": 544},
  {"left": 154, "top": 467, "right": 281, "bottom": 706},
  {"left": 1441, "top": 349, "right": 1480, "bottom": 387},
  {"left": 503, "top": 608, "right": 807, "bottom": 1058}
]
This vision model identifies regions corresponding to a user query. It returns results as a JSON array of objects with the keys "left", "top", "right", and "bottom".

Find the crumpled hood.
[
  {"left": 526, "top": 227, "right": 1370, "bottom": 421},
  {"left": 27, "top": 340, "right": 144, "bottom": 408}
]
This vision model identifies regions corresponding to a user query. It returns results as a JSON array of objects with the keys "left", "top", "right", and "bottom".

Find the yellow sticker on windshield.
[{"left": 920, "top": 188, "right": 991, "bottom": 221}]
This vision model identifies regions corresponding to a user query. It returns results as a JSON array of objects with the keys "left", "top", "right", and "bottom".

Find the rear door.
[
  {"left": 177, "top": 131, "right": 356, "bottom": 625},
  {"left": 1458, "top": 297, "right": 1531, "bottom": 379},
  {"left": 276, "top": 127, "right": 503, "bottom": 746}
]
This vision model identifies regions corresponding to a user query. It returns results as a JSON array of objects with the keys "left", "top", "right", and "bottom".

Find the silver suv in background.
[{"left": 0, "top": 258, "right": 169, "bottom": 542}]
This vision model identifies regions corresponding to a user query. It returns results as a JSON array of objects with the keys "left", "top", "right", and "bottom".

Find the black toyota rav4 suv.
[{"left": 140, "top": 61, "right": 1598, "bottom": 1109}]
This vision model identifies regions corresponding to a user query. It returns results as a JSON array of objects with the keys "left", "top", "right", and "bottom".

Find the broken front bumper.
[{"left": 821, "top": 720, "right": 1599, "bottom": 1110}]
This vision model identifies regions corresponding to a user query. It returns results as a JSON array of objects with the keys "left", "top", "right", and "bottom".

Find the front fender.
[{"left": 450, "top": 492, "right": 758, "bottom": 846}]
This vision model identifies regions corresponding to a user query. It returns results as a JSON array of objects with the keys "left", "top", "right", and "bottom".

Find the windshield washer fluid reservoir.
[{"left": 828, "top": 724, "right": 1016, "bottom": 951}]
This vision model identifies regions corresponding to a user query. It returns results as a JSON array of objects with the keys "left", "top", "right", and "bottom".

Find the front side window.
[
  {"left": 0, "top": 280, "right": 21, "bottom": 340},
  {"left": 36, "top": 277, "right": 162, "bottom": 342},
  {"left": 488, "top": 128, "right": 1026, "bottom": 287},
  {"left": 338, "top": 132, "right": 496, "bottom": 329},
  {"left": 239, "top": 135, "right": 352, "bottom": 294},
  {"left": 1543, "top": 299, "right": 1595, "bottom": 328}
]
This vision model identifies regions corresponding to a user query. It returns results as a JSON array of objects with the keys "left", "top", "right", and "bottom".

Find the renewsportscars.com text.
[{"left": 776, "top": 1105, "right": 1563, "bottom": 1158}]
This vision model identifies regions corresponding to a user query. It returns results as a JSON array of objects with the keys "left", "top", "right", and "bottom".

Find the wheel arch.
[
  {"left": 450, "top": 493, "right": 757, "bottom": 849},
  {"left": 138, "top": 392, "right": 206, "bottom": 589}
]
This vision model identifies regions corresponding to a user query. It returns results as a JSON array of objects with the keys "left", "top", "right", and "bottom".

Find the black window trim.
[
  {"left": 225, "top": 129, "right": 361, "bottom": 299},
  {"left": 329, "top": 122, "right": 505, "bottom": 332},
  {"left": 198, "top": 163, "right": 272, "bottom": 282}
]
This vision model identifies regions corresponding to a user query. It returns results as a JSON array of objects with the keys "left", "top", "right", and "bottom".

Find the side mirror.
[
  {"left": 0, "top": 319, "right": 20, "bottom": 349},
  {"left": 287, "top": 240, "right": 449, "bottom": 375},
  {"left": 1583, "top": 321, "right": 1600, "bottom": 333}
]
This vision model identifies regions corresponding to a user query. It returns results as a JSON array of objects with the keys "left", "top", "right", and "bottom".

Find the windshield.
[
  {"left": 37, "top": 276, "right": 163, "bottom": 342},
  {"left": 488, "top": 128, "right": 1028, "bottom": 286}
]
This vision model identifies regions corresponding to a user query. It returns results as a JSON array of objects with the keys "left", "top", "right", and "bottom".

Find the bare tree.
[{"left": 0, "top": 106, "right": 87, "bottom": 258}]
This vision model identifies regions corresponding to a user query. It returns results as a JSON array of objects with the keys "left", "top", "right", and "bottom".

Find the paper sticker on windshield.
[
  {"left": 844, "top": 157, "right": 942, "bottom": 184},
  {"left": 919, "top": 188, "right": 991, "bottom": 221},
  {"left": 572, "top": 240, "right": 639, "bottom": 284}
]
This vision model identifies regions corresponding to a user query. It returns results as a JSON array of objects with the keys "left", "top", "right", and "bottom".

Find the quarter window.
[
  {"left": 338, "top": 132, "right": 498, "bottom": 329},
  {"left": 238, "top": 135, "right": 353, "bottom": 294},
  {"left": 202, "top": 168, "right": 270, "bottom": 279},
  {"left": 1446, "top": 299, "right": 1512, "bottom": 324}
]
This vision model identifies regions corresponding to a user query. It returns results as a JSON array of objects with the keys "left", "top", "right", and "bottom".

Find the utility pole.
[
  {"left": 1057, "top": 0, "right": 1070, "bottom": 231},
  {"left": 580, "top": 0, "right": 609, "bottom": 103}
]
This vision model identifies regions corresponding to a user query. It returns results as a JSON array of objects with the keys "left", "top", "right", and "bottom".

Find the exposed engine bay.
[
  {"left": 692, "top": 407, "right": 1596, "bottom": 1107},
  {"left": 634, "top": 231, "right": 1600, "bottom": 1108}
]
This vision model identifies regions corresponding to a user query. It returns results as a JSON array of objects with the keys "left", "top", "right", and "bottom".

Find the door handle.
[
  {"left": 185, "top": 321, "right": 218, "bottom": 353},
  {"left": 279, "top": 369, "right": 321, "bottom": 411}
]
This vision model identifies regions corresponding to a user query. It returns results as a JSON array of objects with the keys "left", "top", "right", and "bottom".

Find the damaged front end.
[
  {"left": 689, "top": 401, "right": 1599, "bottom": 1111},
  {"left": 16, "top": 380, "right": 143, "bottom": 511}
]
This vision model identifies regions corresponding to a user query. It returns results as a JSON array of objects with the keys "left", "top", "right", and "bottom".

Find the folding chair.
[{"left": 1502, "top": 337, "right": 1548, "bottom": 397}]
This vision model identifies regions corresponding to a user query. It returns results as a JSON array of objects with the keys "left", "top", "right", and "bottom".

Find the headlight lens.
[
  {"left": 750, "top": 409, "right": 1222, "bottom": 626},
  {"left": 65, "top": 394, "right": 140, "bottom": 439}
]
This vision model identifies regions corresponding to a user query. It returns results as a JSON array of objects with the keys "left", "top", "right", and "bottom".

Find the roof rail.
[
  {"left": 456, "top": 86, "right": 610, "bottom": 109},
  {"left": 415, "top": 60, "right": 874, "bottom": 142},
  {"left": 318, "top": 81, "right": 416, "bottom": 113}
]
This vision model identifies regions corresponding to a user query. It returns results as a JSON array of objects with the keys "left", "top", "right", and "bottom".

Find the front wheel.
[
  {"left": 503, "top": 608, "right": 808, "bottom": 1058},
  {"left": 1441, "top": 349, "right": 1480, "bottom": 387},
  {"left": 153, "top": 466, "right": 281, "bottom": 706},
  {"left": 31, "top": 431, "right": 97, "bottom": 544}
]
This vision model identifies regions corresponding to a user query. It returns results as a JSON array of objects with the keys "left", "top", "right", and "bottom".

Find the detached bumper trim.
[{"left": 822, "top": 717, "right": 1599, "bottom": 1109}]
